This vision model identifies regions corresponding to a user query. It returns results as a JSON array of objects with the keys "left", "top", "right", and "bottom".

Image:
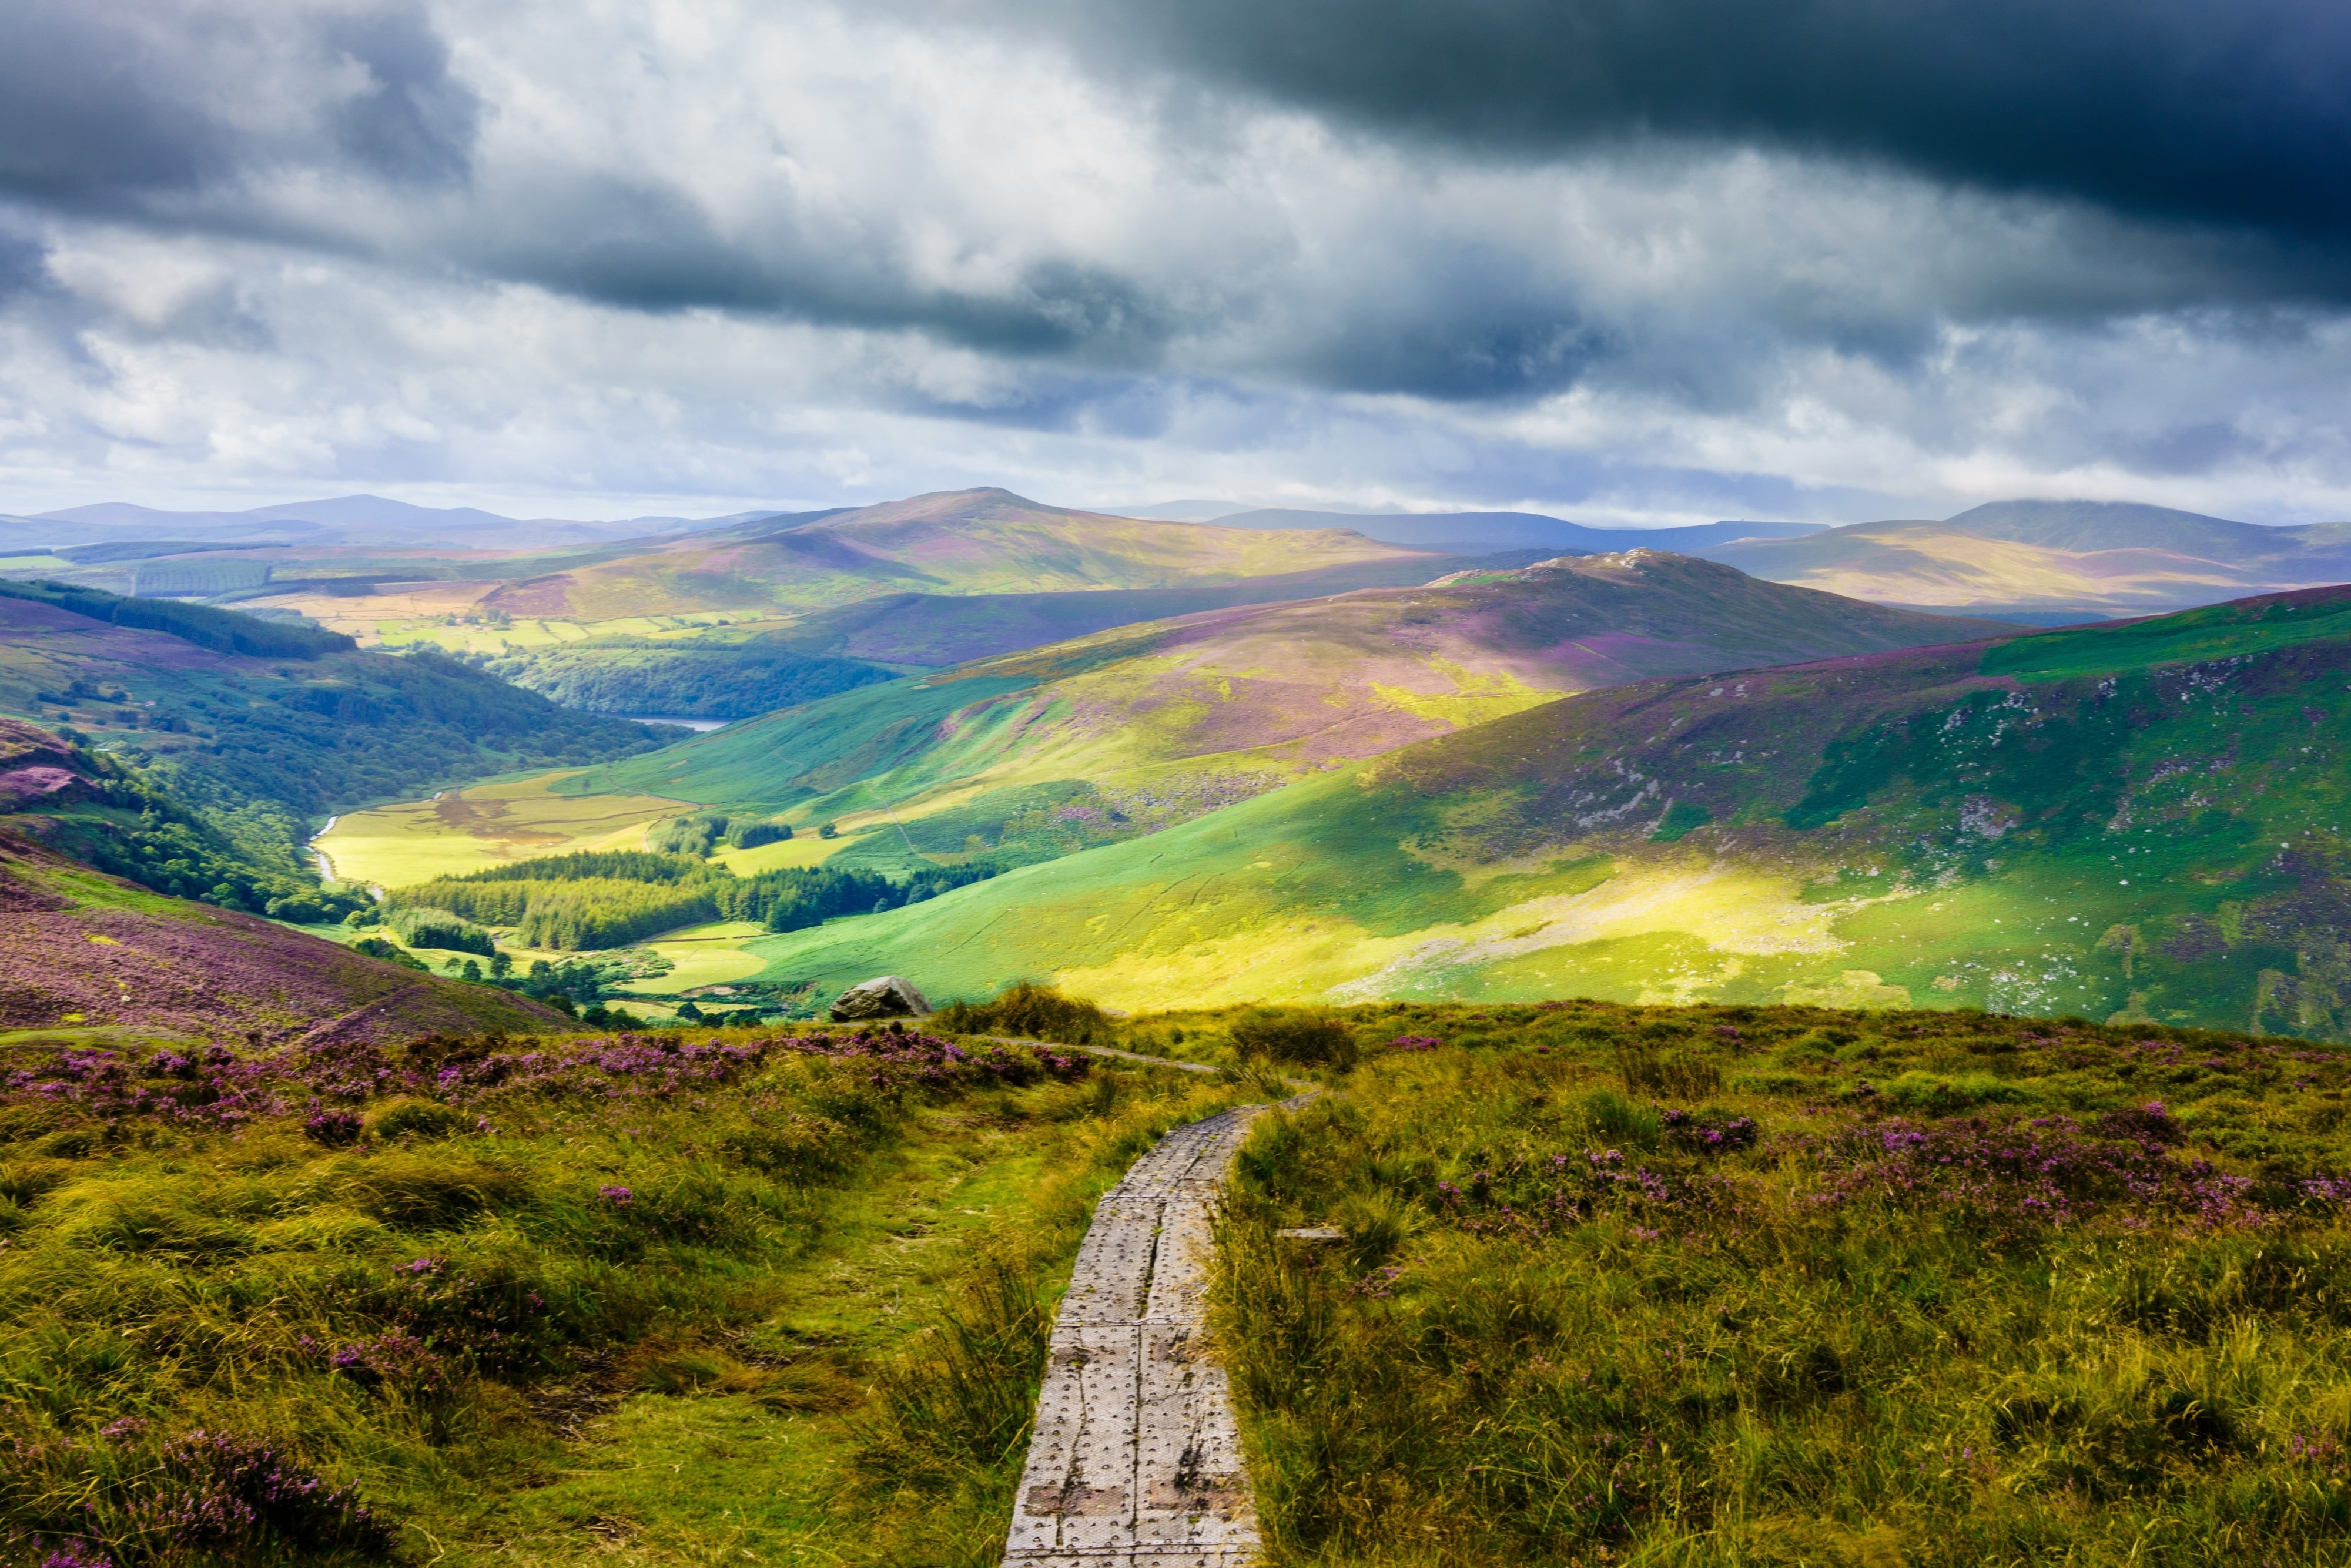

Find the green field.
[{"left": 317, "top": 775, "right": 687, "bottom": 888}]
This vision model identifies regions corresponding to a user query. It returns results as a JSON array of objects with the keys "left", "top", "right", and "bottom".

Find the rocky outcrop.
[{"left": 829, "top": 975, "right": 932, "bottom": 1020}]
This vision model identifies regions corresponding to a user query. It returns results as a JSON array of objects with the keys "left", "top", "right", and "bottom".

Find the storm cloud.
[
  {"left": 0, "top": 0, "right": 2345, "bottom": 524},
  {"left": 990, "top": 0, "right": 2351, "bottom": 244}
]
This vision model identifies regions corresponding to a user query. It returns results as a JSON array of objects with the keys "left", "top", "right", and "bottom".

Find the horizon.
[{"left": 5, "top": 484, "right": 2334, "bottom": 537}]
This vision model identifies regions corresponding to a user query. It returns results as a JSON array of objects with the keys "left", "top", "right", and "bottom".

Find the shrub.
[
  {"left": 333, "top": 1155, "right": 527, "bottom": 1228},
  {"left": 1616, "top": 1038, "right": 1721, "bottom": 1097},
  {"left": 1882, "top": 1069, "right": 2024, "bottom": 1111},
  {"left": 386, "top": 907, "right": 494, "bottom": 957},
  {"left": 1229, "top": 1009, "right": 1358, "bottom": 1068},
  {"left": 364, "top": 1097, "right": 469, "bottom": 1141},
  {"left": 1582, "top": 1088, "right": 1662, "bottom": 1150},
  {"left": 49, "top": 1188, "right": 255, "bottom": 1258},
  {"left": 304, "top": 1109, "right": 364, "bottom": 1146},
  {"left": 935, "top": 982, "right": 1110, "bottom": 1044},
  {"left": 649, "top": 815, "right": 728, "bottom": 856},
  {"left": 718, "top": 1115, "right": 857, "bottom": 1182}
]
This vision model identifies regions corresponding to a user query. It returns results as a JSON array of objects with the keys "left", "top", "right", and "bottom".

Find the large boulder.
[{"left": 829, "top": 975, "right": 932, "bottom": 1021}]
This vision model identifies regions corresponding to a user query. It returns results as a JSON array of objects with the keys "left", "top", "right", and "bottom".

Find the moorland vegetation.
[
  {"left": 9, "top": 986, "right": 2347, "bottom": 1566},
  {"left": 1213, "top": 996, "right": 2351, "bottom": 1564},
  {"left": 0, "top": 1016, "right": 1240, "bottom": 1566}
]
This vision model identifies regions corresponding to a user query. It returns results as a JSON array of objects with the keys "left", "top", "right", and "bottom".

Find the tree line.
[{"left": 383, "top": 852, "right": 999, "bottom": 950}]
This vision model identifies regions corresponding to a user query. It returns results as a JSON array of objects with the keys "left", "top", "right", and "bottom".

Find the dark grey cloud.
[
  {"left": 0, "top": 222, "right": 51, "bottom": 302},
  {"left": 0, "top": 1, "right": 477, "bottom": 213},
  {"left": 317, "top": 7, "right": 481, "bottom": 185},
  {"left": 466, "top": 173, "right": 1180, "bottom": 357},
  {"left": 995, "top": 0, "right": 2351, "bottom": 244}
]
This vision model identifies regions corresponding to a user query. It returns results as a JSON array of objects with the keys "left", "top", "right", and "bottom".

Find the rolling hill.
[
  {"left": 1709, "top": 498, "right": 2351, "bottom": 618},
  {"left": 730, "top": 582, "right": 2351, "bottom": 1039},
  {"left": 0, "top": 720, "right": 564, "bottom": 1043},
  {"left": 0, "top": 581, "right": 671, "bottom": 913},
  {"left": 475, "top": 488, "right": 1431, "bottom": 619},
  {"left": 458, "top": 547, "right": 1568, "bottom": 719},
  {"left": 440, "top": 553, "right": 2008, "bottom": 884}
]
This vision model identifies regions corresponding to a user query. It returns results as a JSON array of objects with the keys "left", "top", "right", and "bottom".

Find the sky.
[{"left": 1, "top": 0, "right": 2347, "bottom": 527}]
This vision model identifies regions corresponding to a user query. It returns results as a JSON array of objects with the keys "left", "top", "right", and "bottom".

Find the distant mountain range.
[
  {"left": 0, "top": 493, "right": 785, "bottom": 553},
  {"left": 1133, "top": 497, "right": 2351, "bottom": 618},
  {"left": 11, "top": 488, "right": 2349, "bottom": 628},
  {"left": 1207, "top": 508, "right": 1823, "bottom": 555},
  {"left": 475, "top": 488, "right": 1432, "bottom": 619},
  {"left": 1704, "top": 500, "right": 2351, "bottom": 618}
]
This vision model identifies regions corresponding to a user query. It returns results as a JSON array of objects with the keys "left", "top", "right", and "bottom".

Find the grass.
[
  {"left": 318, "top": 776, "right": 687, "bottom": 888},
  {"left": 10, "top": 981, "right": 2346, "bottom": 1566},
  {"left": 1211, "top": 997, "right": 2351, "bottom": 1566},
  {"left": 609, "top": 921, "right": 771, "bottom": 997},
  {"left": 0, "top": 1021, "right": 1244, "bottom": 1566}
]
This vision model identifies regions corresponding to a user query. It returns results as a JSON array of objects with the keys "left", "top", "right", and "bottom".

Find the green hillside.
[
  {"left": 0, "top": 585, "right": 669, "bottom": 914},
  {"left": 560, "top": 553, "right": 2002, "bottom": 872},
  {"left": 736, "top": 584, "right": 2351, "bottom": 1038}
]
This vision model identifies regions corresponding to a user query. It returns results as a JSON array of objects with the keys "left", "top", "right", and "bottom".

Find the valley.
[
  {"left": 319, "top": 552, "right": 2008, "bottom": 1013},
  {"left": 4, "top": 486, "right": 2351, "bottom": 1568},
  {"left": 19, "top": 487, "right": 2351, "bottom": 1044}
]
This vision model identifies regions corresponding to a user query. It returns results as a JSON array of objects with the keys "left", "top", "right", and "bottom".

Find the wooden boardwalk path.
[{"left": 999, "top": 1102, "right": 1272, "bottom": 1567}]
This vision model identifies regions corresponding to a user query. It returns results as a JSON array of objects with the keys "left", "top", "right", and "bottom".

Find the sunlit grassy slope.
[
  {"left": 743, "top": 584, "right": 2351, "bottom": 1040},
  {"left": 559, "top": 552, "right": 2000, "bottom": 868}
]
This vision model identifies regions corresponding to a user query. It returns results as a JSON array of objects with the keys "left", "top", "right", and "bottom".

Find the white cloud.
[{"left": 0, "top": 0, "right": 2345, "bottom": 524}]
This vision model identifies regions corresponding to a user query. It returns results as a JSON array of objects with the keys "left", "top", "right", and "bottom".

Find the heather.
[
  {"left": 0, "top": 1020, "right": 1238, "bottom": 1564},
  {"left": 1213, "top": 999, "right": 2351, "bottom": 1566}
]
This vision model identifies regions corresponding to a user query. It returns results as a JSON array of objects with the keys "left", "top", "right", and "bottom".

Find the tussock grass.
[
  {"left": 1213, "top": 999, "right": 2351, "bottom": 1566},
  {"left": 0, "top": 1023, "right": 1240, "bottom": 1564}
]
